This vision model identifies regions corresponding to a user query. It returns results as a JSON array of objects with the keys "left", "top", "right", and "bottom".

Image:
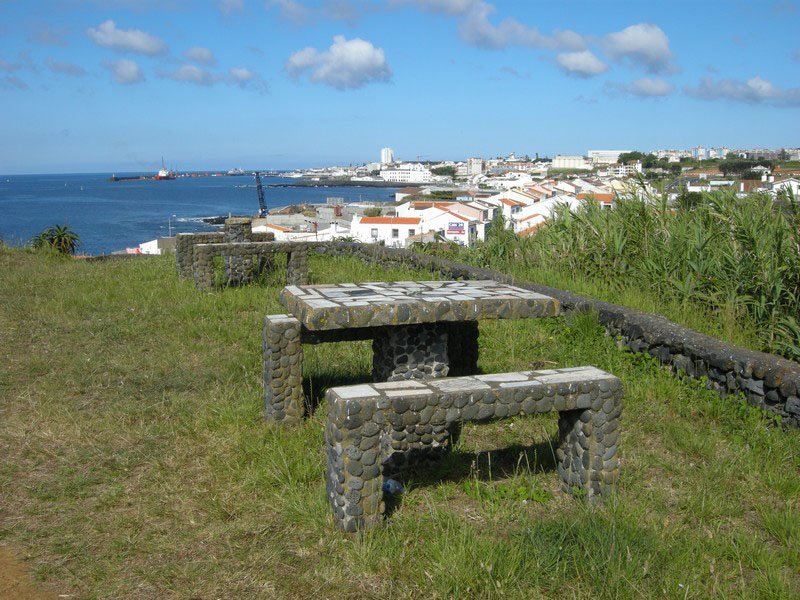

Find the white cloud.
[
  {"left": 556, "top": 50, "right": 607, "bottom": 77},
  {"left": 104, "top": 58, "right": 144, "bottom": 84},
  {"left": 0, "top": 58, "right": 22, "bottom": 72},
  {"left": 286, "top": 35, "right": 392, "bottom": 89},
  {"left": 229, "top": 66, "right": 269, "bottom": 92},
  {"left": 87, "top": 20, "right": 167, "bottom": 56},
  {"left": 28, "top": 25, "right": 68, "bottom": 47},
  {"left": 46, "top": 58, "right": 87, "bottom": 77},
  {"left": 395, "top": 0, "right": 478, "bottom": 15},
  {"left": 184, "top": 46, "right": 216, "bottom": 65},
  {"left": 603, "top": 23, "right": 672, "bottom": 73},
  {"left": 218, "top": 0, "right": 244, "bottom": 14},
  {"left": 624, "top": 77, "right": 674, "bottom": 97},
  {"left": 164, "top": 64, "right": 216, "bottom": 85},
  {"left": 1, "top": 75, "right": 29, "bottom": 90},
  {"left": 685, "top": 75, "right": 799, "bottom": 107},
  {"left": 267, "top": 0, "right": 365, "bottom": 25},
  {"left": 458, "top": 2, "right": 585, "bottom": 50},
  {"left": 230, "top": 66, "right": 254, "bottom": 82}
]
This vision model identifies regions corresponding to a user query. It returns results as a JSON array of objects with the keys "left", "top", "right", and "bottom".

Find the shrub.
[{"left": 31, "top": 225, "right": 81, "bottom": 255}]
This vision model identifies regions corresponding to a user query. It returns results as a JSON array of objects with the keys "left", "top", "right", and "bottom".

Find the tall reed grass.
[{"left": 425, "top": 188, "right": 800, "bottom": 361}]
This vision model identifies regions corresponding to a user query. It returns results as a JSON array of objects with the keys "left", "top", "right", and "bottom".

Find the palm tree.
[{"left": 32, "top": 225, "right": 81, "bottom": 255}]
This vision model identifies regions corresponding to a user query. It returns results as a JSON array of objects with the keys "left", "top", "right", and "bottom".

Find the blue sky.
[{"left": 1, "top": 0, "right": 799, "bottom": 174}]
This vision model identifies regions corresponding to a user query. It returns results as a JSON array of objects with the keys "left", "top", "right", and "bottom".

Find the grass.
[{"left": 1, "top": 247, "right": 799, "bottom": 598}]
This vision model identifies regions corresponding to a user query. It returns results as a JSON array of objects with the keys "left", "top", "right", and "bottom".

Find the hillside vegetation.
[
  {"left": 0, "top": 248, "right": 798, "bottom": 598},
  {"left": 423, "top": 191, "right": 800, "bottom": 362}
]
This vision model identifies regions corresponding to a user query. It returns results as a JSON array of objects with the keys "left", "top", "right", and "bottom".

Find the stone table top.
[{"left": 279, "top": 280, "right": 560, "bottom": 331}]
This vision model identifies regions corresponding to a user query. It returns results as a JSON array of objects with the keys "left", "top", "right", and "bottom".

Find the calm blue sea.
[{"left": 0, "top": 173, "right": 397, "bottom": 255}]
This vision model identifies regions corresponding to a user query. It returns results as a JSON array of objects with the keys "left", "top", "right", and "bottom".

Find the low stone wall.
[
  {"left": 309, "top": 242, "right": 800, "bottom": 427},
  {"left": 192, "top": 241, "right": 309, "bottom": 290}
]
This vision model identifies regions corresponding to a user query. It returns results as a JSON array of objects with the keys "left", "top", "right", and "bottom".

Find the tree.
[
  {"left": 642, "top": 154, "right": 658, "bottom": 169},
  {"left": 431, "top": 166, "right": 456, "bottom": 178},
  {"left": 31, "top": 225, "right": 81, "bottom": 255},
  {"left": 618, "top": 151, "right": 646, "bottom": 164},
  {"left": 669, "top": 163, "right": 682, "bottom": 175},
  {"left": 363, "top": 207, "right": 383, "bottom": 217}
]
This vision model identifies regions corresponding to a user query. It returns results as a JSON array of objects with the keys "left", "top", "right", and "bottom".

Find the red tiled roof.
[
  {"left": 360, "top": 217, "right": 421, "bottom": 225},
  {"left": 266, "top": 223, "right": 292, "bottom": 232},
  {"left": 577, "top": 192, "right": 615, "bottom": 202},
  {"left": 517, "top": 222, "right": 547, "bottom": 236}
]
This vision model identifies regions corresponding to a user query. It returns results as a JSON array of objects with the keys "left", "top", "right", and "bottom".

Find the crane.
[{"left": 254, "top": 171, "right": 267, "bottom": 217}]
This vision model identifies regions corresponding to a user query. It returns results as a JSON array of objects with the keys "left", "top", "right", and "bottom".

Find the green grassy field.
[{"left": 1, "top": 248, "right": 798, "bottom": 599}]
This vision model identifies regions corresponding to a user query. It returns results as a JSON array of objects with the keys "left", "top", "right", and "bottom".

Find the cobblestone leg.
[
  {"left": 175, "top": 234, "right": 192, "bottom": 278},
  {"left": 286, "top": 246, "right": 309, "bottom": 285},
  {"left": 372, "top": 323, "right": 451, "bottom": 471},
  {"left": 372, "top": 323, "right": 449, "bottom": 382},
  {"left": 445, "top": 321, "right": 479, "bottom": 377},
  {"left": 556, "top": 378, "right": 623, "bottom": 500},
  {"left": 223, "top": 218, "right": 254, "bottom": 286},
  {"left": 192, "top": 249, "right": 215, "bottom": 291},
  {"left": 325, "top": 392, "right": 384, "bottom": 532},
  {"left": 263, "top": 314, "right": 304, "bottom": 424}
]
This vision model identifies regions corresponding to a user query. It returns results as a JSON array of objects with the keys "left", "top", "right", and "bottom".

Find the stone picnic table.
[{"left": 263, "top": 280, "right": 561, "bottom": 424}]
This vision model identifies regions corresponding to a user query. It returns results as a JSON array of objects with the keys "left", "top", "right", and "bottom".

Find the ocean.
[{"left": 0, "top": 173, "right": 397, "bottom": 255}]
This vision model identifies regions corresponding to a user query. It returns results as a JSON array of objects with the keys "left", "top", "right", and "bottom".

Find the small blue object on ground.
[{"left": 382, "top": 479, "right": 404, "bottom": 495}]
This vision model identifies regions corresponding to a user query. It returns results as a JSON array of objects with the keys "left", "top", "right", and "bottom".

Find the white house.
[
  {"left": 380, "top": 163, "right": 436, "bottom": 184},
  {"left": 350, "top": 215, "right": 422, "bottom": 247}
]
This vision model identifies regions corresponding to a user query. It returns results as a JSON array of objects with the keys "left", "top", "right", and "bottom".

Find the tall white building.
[
  {"left": 467, "top": 157, "right": 485, "bottom": 177},
  {"left": 380, "top": 163, "right": 435, "bottom": 183},
  {"left": 588, "top": 150, "right": 630, "bottom": 165},
  {"left": 380, "top": 147, "right": 395, "bottom": 165},
  {"left": 552, "top": 155, "right": 592, "bottom": 170}
]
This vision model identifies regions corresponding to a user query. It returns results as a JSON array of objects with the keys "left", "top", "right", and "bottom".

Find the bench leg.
[
  {"left": 192, "top": 255, "right": 214, "bottom": 291},
  {"left": 286, "top": 247, "right": 308, "bottom": 285},
  {"left": 556, "top": 383, "right": 623, "bottom": 499},
  {"left": 263, "top": 315, "right": 304, "bottom": 424},
  {"left": 325, "top": 396, "right": 384, "bottom": 532}
]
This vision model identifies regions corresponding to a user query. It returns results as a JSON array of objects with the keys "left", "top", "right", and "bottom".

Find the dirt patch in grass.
[{"left": 0, "top": 546, "right": 56, "bottom": 600}]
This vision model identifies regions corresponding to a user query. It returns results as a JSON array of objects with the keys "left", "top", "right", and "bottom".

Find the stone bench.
[
  {"left": 175, "top": 217, "right": 274, "bottom": 280},
  {"left": 192, "top": 242, "right": 309, "bottom": 290},
  {"left": 324, "top": 367, "right": 624, "bottom": 532}
]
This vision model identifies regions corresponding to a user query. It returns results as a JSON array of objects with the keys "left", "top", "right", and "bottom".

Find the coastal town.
[{"left": 135, "top": 145, "right": 800, "bottom": 254}]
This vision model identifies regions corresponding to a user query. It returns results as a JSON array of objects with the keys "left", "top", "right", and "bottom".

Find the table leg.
[
  {"left": 445, "top": 321, "right": 479, "bottom": 376},
  {"left": 286, "top": 247, "right": 308, "bottom": 285},
  {"left": 372, "top": 323, "right": 452, "bottom": 471},
  {"left": 263, "top": 314, "right": 304, "bottom": 424},
  {"left": 371, "top": 323, "right": 449, "bottom": 382}
]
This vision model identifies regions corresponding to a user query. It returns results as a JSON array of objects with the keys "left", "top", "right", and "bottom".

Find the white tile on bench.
[
  {"left": 475, "top": 373, "right": 531, "bottom": 382},
  {"left": 385, "top": 388, "right": 434, "bottom": 397},
  {"left": 335, "top": 384, "right": 377, "bottom": 399},
  {"left": 373, "top": 380, "right": 426, "bottom": 390},
  {"left": 429, "top": 378, "right": 491, "bottom": 392},
  {"left": 499, "top": 381, "right": 539, "bottom": 388}
]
